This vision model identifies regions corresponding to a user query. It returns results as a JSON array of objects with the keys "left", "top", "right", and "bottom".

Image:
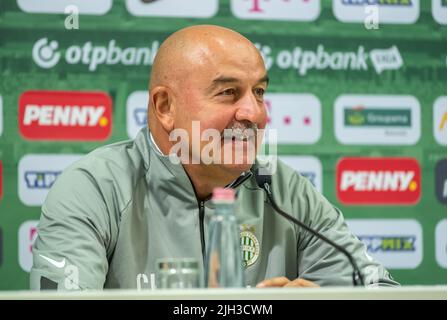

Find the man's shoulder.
[
  {"left": 71, "top": 138, "right": 146, "bottom": 179},
  {"left": 269, "top": 157, "right": 316, "bottom": 197},
  {"left": 49, "top": 132, "right": 150, "bottom": 210},
  {"left": 269, "top": 157, "right": 304, "bottom": 185}
]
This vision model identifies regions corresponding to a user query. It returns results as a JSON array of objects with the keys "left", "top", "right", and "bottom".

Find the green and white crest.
[{"left": 240, "top": 225, "right": 260, "bottom": 268}]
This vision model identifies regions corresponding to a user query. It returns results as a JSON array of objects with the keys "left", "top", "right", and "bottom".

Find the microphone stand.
[{"left": 256, "top": 169, "right": 364, "bottom": 287}]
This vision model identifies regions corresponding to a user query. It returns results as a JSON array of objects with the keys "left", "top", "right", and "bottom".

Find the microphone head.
[{"left": 255, "top": 168, "right": 272, "bottom": 188}]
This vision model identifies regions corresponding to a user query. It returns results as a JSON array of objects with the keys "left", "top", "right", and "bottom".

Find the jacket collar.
[{"left": 134, "top": 128, "right": 253, "bottom": 203}]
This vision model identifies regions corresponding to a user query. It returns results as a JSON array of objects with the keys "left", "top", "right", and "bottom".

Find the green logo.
[
  {"left": 240, "top": 225, "right": 260, "bottom": 268},
  {"left": 344, "top": 107, "right": 412, "bottom": 127}
]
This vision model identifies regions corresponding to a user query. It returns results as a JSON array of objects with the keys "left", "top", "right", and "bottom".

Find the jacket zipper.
[
  {"left": 199, "top": 200, "right": 206, "bottom": 263},
  {"left": 198, "top": 170, "right": 253, "bottom": 262}
]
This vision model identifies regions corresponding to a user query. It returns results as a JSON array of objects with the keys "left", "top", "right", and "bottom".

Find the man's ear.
[{"left": 150, "top": 86, "right": 175, "bottom": 132}]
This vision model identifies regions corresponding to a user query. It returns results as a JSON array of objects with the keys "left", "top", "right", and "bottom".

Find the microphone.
[{"left": 254, "top": 168, "right": 364, "bottom": 287}]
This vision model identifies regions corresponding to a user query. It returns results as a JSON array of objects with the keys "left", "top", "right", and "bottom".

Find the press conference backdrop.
[{"left": 0, "top": 0, "right": 446, "bottom": 290}]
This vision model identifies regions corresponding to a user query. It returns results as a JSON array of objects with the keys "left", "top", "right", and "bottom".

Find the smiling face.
[
  {"left": 149, "top": 25, "right": 268, "bottom": 179},
  {"left": 148, "top": 25, "right": 268, "bottom": 192},
  {"left": 173, "top": 37, "right": 268, "bottom": 174}
]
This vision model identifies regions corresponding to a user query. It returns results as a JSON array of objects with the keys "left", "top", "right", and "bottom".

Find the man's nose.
[{"left": 234, "top": 91, "right": 266, "bottom": 125}]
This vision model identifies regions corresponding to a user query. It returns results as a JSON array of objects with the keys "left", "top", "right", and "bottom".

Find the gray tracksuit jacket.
[{"left": 30, "top": 128, "right": 398, "bottom": 289}]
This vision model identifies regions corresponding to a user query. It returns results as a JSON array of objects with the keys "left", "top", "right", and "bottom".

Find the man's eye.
[
  {"left": 219, "top": 88, "right": 236, "bottom": 96},
  {"left": 254, "top": 88, "right": 265, "bottom": 97}
]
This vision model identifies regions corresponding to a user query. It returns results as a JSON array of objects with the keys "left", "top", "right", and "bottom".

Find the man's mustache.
[{"left": 222, "top": 121, "right": 259, "bottom": 140}]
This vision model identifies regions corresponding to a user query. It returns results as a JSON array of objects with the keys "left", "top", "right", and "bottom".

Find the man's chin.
[{"left": 219, "top": 162, "right": 254, "bottom": 175}]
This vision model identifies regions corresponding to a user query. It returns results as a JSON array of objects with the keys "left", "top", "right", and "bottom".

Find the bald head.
[
  {"left": 147, "top": 25, "right": 269, "bottom": 198},
  {"left": 149, "top": 25, "right": 263, "bottom": 91},
  {"left": 148, "top": 25, "right": 268, "bottom": 172}
]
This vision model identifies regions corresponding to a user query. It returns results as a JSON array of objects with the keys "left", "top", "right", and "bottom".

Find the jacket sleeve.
[
  {"left": 291, "top": 174, "right": 399, "bottom": 287},
  {"left": 30, "top": 167, "right": 115, "bottom": 290}
]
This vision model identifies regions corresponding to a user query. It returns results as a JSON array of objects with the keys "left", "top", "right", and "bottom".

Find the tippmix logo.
[
  {"left": 434, "top": 97, "right": 447, "bottom": 146},
  {"left": 19, "top": 90, "right": 112, "bottom": 141},
  {"left": 18, "top": 220, "right": 39, "bottom": 272},
  {"left": 126, "top": 91, "right": 148, "bottom": 139},
  {"left": 18, "top": 154, "right": 82, "bottom": 206},
  {"left": 231, "top": 0, "right": 321, "bottom": 21},
  {"left": 435, "top": 159, "right": 447, "bottom": 205},
  {"left": 263, "top": 94, "right": 321, "bottom": 144},
  {"left": 336, "top": 157, "right": 421, "bottom": 205},
  {"left": 335, "top": 95, "right": 420, "bottom": 145},
  {"left": 280, "top": 156, "right": 323, "bottom": 193},
  {"left": 333, "top": 0, "right": 420, "bottom": 24},
  {"left": 17, "top": 0, "right": 112, "bottom": 15},
  {"left": 435, "top": 219, "right": 447, "bottom": 268},
  {"left": 346, "top": 219, "right": 422, "bottom": 269},
  {"left": 125, "top": 0, "right": 218, "bottom": 17}
]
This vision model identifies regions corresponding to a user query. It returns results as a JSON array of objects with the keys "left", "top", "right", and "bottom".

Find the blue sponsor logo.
[
  {"left": 341, "top": 0, "right": 413, "bottom": 6},
  {"left": 25, "top": 171, "right": 61, "bottom": 189},
  {"left": 358, "top": 235, "right": 416, "bottom": 252},
  {"left": 300, "top": 171, "right": 317, "bottom": 188},
  {"left": 133, "top": 108, "right": 147, "bottom": 127}
]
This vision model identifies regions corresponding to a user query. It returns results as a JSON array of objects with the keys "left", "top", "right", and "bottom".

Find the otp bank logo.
[
  {"left": 18, "top": 220, "right": 39, "bottom": 272},
  {"left": 336, "top": 157, "right": 421, "bottom": 205},
  {"left": 19, "top": 90, "right": 112, "bottom": 141},
  {"left": 231, "top": 0, "right": 321, "bottom": 21},
  {"left": 18, "top": 154, "right": 82, "bottom": 206}
]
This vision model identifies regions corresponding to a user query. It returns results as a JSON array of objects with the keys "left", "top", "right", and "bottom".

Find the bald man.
[{"left": 30, "top": 25, "right": 398, "bottom": 290}]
